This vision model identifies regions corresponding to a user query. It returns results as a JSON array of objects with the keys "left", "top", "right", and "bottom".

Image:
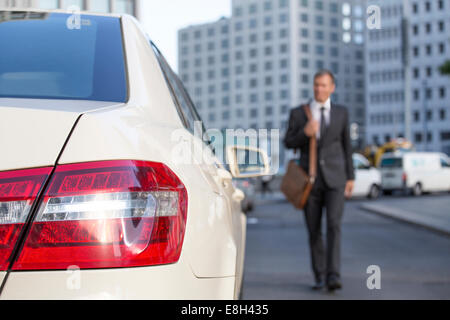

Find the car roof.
[{"left": 0, "top": 8, "right": 126, "bottom": 18}]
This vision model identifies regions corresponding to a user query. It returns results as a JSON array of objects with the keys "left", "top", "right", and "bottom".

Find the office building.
[
  {"left": 365, "top": 0, "right": 450, "bottom": 154},
  {"left": 178, "top": 0, "right": 366, "bottom": 167}
]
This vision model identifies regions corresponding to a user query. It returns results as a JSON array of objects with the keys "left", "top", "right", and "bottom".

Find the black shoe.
[
  {"left": 326, "top": 276, "right": 342, "bottom": 292},
  {"left": 312, "top": 277, "right": 326, "bottom": 290}
]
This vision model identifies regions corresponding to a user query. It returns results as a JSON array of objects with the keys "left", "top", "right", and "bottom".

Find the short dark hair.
[{"left": 314, "top": 69, "right": 335, "bottom": 84}]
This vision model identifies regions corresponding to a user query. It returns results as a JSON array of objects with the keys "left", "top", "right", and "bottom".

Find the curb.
[{"left": 360, "top": 203, "right": 450, "bottom": 238}]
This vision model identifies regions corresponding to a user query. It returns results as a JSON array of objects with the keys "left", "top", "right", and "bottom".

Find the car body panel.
[
  {"left": 0, "top": 264, "right": 235, "bottom": 300},
  {"left": 352, "top": 154, "right": 381, "bottom": 197},
  {"left": 233, "top": 179, "right": 256, "bottom": 212},
  {"left": 0, "top": 99, "right": 121, "bottom": 172}
]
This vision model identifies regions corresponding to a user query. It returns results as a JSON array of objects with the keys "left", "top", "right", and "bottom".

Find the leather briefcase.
[{"left": 280, "top": 105, "right": 317, "bottom": 210}]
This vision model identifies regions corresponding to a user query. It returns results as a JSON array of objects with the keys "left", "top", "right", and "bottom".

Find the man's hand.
[
  {"left": 345, "top": 180, "right": 354, "bottom": 199},
  {"left": 304, "top": 120, "right": 319, "bottom": 138}
]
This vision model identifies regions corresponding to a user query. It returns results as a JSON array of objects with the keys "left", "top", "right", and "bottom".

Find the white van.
[{"left": 380, "top": 152, "right": 450, "bottom": 196}]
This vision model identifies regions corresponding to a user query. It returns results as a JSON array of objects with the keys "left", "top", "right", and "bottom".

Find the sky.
[{"left": 140, "top": 0, "right": 232, "bottom": 73}]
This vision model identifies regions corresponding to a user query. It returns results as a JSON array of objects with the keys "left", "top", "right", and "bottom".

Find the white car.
[
  {"left": 351, "top": 154, "right": 382, "bottom": 199},
  {"left": 380, "top": 152, "right": 450, "bottom": 196},
  {"left": 0, "top": 9, "right": 269, "bottom": 299}
]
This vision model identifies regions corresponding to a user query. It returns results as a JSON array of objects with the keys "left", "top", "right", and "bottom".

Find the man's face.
[{"left": 313, "top": 74, "right": 336, "bottom": 103}]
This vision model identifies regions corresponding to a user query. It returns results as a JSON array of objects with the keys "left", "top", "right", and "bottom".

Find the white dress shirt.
[{"left": 311, "top": 98, "right": 331, "bottom": 140}]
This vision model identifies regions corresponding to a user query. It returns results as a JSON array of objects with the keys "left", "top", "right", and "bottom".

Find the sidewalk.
[
  {"left": 360, "top": 195, "right": 450, "bottom": 237},
  {"left": 254, "top": 191, "right": 450, "bottom": 237}
]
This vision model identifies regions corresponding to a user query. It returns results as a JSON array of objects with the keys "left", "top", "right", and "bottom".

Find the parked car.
[
  {"left": 0, "top": 9, "right": 270, "bottom": 299},
  {"left": 232, "top": 178, "right": 256, "bottom": 213},
  {"left": 351, "top": 153, "right": 382, "bottom": 199},
  {"left": 380, "top": 152, "right": 450, "bottom": 196}
]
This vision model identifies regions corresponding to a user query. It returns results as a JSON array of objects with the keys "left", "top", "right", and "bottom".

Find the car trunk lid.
[{"left": 0, "top": 98, "right": 122, "bottom": 171}]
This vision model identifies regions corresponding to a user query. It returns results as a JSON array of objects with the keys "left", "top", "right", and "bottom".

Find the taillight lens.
[
  {"left": 0, "top": 167, "right": 52, "bottom": 271},
  {"left": 13, "top": 160, "right": 187, "bottom": 270}
]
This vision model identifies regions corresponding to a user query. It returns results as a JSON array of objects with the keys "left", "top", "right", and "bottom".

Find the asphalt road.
[{"left": 242, "top": 195, "right": 450, "bottom": 300}]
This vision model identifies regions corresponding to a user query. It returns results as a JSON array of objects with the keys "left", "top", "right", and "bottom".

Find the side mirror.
[{"left": 226, "top": 145, "right": 271, "bottom": 178}]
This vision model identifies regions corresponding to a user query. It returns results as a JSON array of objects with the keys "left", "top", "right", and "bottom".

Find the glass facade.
[
  {"left": 38, "top": 0, "right": 58, "bottom": 9},
  {"left": 62, "top": 0, "right": 84, "bottom": 10},
  {"left": 114, "top": 0, "right": 134, "bottom": 15},
  {"left": 89, "top": 0, "right": 110, "bottom": 13}
]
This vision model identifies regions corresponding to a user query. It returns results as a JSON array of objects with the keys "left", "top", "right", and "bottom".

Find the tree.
[{"left": 439, "top": 60, "right": 450, "bottom": 76}]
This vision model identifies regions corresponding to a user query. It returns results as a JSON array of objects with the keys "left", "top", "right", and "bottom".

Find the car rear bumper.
[{"left": 0, "top": 263, "right": 235, "bottom": 300}]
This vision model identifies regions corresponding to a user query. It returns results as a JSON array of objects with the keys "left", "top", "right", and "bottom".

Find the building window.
[
  {"left": 89, "top": 0, "right": 110, "bottom": 12},
  {"left": 330, "top": 2, "right": 338, "bottom": 13},
  {"left": 39, "top": 0, "right": 59, "bottom": 9},
  {"left": 64, "top": 0, "right": 84, "bottom": 10},
  {"left": 300, "top": 13, "right": 308, "bottom": 23},
  {"left": 301, "top": 43, "right": 309, "bottom": 53},
  {"left": 315, "top": 1, "right": 323, "bottom": 10},
  {"left": 279, "top": 0, "right": 288, "bottom": 8},
  {"left": 316, "top": 45, "right": 324, "bottom": 55},
  {"left": 315, "top": 15, "right": 324, "bottom": 25},
  {"left": 415, "top": 133, "right": 422, "bottom": 143},
  {"left": 221, "top": 25, "right": 229, "bottom": 34},
  {"left": 279, "top": 13, "right": 288, "bottom": 23}
]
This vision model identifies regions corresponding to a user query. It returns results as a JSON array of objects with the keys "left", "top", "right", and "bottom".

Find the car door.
[
  {"left": 439, "top": 155, "right": 450, "bottom": 191},
  {"left": 353, "top": 155, "right": 371, "bottom": 196},
  {"left": 171, "top": 66, "right": 246, "bottom": 294}
]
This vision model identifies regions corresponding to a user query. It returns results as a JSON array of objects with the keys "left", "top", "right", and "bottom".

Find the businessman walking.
[{"left": 284, "top": 70, "right": 355, "bottom": 292}]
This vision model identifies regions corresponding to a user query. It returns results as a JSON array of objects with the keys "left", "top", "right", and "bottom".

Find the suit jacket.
[{"left": 284, "top": 103, "right": 355, "bottom": 189}]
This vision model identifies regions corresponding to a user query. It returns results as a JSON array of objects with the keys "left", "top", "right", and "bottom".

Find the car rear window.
[
  {"left": 0, "top": 11, "right": 127, "bottom": 102},
  {"left": 380, "top": 158, "right": 403, "bottom": 168}
]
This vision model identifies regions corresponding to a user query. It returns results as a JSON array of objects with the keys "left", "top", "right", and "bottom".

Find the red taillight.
[
  {"left": 12, "top": 160, "right": 187, "bottom": 271},
  {"left": 402, "top": 172, "right": 407, "bottom": 182},
  {"left": 0, "top": 167, "right": 52, "bottom": 271}
]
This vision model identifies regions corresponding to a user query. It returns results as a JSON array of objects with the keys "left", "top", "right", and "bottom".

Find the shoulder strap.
[{"left": 302, "top": 105, "right": 317, "bottom": 182}]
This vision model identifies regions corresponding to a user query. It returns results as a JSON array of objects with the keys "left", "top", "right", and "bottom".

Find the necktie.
[{"left": 320, "top": 106, "right": 326, "bottom": 142}]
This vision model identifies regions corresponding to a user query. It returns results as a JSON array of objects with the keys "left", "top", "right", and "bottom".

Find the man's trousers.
[{"left": 303, "top": 165, "right": 346, "bottom": 282}]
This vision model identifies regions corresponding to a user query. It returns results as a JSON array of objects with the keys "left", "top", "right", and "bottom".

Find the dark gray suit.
[{"left": 284, "top": 103, "right": 355, "bottom": 282}]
